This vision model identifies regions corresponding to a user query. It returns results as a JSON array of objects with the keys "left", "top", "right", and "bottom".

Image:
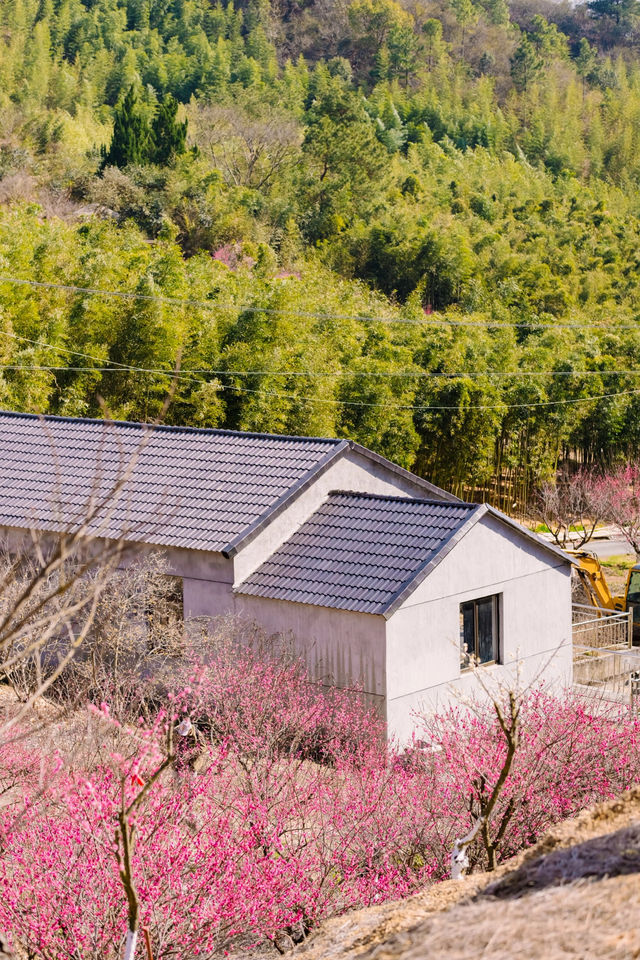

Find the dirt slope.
[{"left": 296, "top": 788, "right": 640, "bottom": 960}]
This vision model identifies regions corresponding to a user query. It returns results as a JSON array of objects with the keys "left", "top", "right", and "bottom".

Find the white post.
[
  {"left": 450, "top": 817, "right": 485, "bottom": 880},
  {"left": 123, "top": 928, "right": 138, "bottom": 960}
]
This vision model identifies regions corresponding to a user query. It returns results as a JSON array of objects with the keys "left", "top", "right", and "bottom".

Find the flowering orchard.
[{"left": 1, "top": 646, "right": 639, "bottom": 958}]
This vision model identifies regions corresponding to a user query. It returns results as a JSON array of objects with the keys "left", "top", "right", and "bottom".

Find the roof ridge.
[
  {"left": 327, "top": 489, "right": 477, "bottom": 508},
  {"left": 0, "top": 408, "right": 340, "bottom": 445}
]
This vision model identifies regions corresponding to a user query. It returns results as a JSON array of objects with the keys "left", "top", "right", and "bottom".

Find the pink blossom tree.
[
  {"left": 591, "top": 461, "right": 640, "bottom": 555},
  {"left": 1, "top": 641, "right": 640, "bottom": 958}
]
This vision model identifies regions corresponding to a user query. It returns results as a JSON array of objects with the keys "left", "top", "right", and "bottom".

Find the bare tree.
[
  {"left": 2, "top": 552, "right": 189, "bottom": 723},
  {"left": 192, "top": 104, "right": 302, "bottom": 191},
  {"left": 0, "top": 384, "right": 182, "bottom": 738},
  {"left": 591, "top": 462, "right": 640, "bottom": 556},
  {"left": 534, "top": 468, "right": 601, "bottom": 549}
]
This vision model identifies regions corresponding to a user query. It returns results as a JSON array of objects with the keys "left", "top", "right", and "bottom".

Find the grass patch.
[
  {"left": 600, "top": 555, "right": 636, "bottom": 575},
  {"left": 533, "top": 523, "right": 605, "bottom": 535}
]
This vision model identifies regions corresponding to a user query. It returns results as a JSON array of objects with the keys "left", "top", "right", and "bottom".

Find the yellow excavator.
[{"left": 572, "top": 551, "right": 640, "bottom": 641}]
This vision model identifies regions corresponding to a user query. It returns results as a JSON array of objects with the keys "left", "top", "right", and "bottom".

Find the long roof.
[
  {"left": 236, "top": 492, "right": 571, "bottom": 616},
  {"left": 0, "top": 410, "right": 449, "bottom": 553}
]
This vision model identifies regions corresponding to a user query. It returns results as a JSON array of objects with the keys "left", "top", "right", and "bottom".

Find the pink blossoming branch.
[{"left": 0, "top": 643, "right": 639, "bottom": 959}]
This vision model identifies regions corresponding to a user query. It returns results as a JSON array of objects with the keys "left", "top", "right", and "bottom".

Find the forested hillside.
[{"left": 2, "top": 0, "right": 640, "bottom": 502}]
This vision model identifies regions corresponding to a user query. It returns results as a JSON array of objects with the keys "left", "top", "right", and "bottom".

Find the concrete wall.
[
  {"left": 385, "top": 513, "right": 573, "bottom": 744},
  {"left": 161, "top": 546, "right": 235, "bottom": 620},
  {"left": 232, "top": 448, "right": 440, "bottom": 585},
  {"left": 234, "top": 592, "right": 386, "bottom": 701}
]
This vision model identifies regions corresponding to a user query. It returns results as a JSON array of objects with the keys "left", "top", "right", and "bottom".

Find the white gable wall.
[
  {"left": 169, "top": 448, "right": 445, "bottom": 619},
  {"left": 231, "top": 448, "right": 446, "bottom": 585},
  {"left": 385, "top": 513, "right": 572, "bottom": 745},
  {"left": 126, "top": 450, "right": 437, "bottom": 620}
]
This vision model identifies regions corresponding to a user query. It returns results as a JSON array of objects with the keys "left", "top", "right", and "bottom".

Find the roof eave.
[
  {"left": 222, "top": 440, "right": 350, "bottom": 558},
  {"left": 382, "top": 504, "right": 485, "bottom": 619},
  {"left": 483, "top": 506, "right": 574, "bottom": 566}
]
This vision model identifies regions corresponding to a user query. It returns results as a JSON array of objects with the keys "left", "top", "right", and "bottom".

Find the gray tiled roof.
[
  {"left": 237, "top": 492, "right": 479, "bottom": 614},
  {"left": 0, "top": 411, "right": 343, "bottom": 551}
]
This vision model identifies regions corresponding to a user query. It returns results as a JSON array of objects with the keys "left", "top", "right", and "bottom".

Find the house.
[{"left": 0, "top": 410, "right": 572, "bottom": 742}]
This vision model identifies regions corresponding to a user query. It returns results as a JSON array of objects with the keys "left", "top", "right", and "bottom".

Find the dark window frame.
[{"left": 460, "top": 593, "right": 501, "bottom": 669}]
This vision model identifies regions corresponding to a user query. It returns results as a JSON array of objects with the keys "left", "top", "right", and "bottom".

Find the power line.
[
  {"left": 0, "top": 274, "right": 407, "bottom": 324},
  {"left": 6, "top": 361, "right": 640, "bottom": 380},
  {"left": 2, "top": 277, "right": 640, "bottom": 410},
  {"left": 0, "top": 364, "right": 209, "bottom": 387},
  {"left": 198, "top": 369, "right": 640, "bottom": 378},
  {"left": 1, "top": 273, "right": 639, "bottom": 330},
  {"left": 2, "top": 320, "right": 640, "bottom": 382},
  {"left": 0, "top": 328, "right": 145, "bottom": 370},
  {"left": 1, "top": 365, "right": 639, "bottom": 412},
  {"left": 220, "top": 384, "right": 640, "bottom": 412}
]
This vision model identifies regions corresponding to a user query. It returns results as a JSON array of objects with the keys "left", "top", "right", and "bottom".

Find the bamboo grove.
[{"left": 3, "top": 0, "right": 640, "bottom": 502}]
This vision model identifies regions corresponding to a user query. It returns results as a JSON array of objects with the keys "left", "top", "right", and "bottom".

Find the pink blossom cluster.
[{"left": 0, "top": 648, "right": 639, "bottom": 959}]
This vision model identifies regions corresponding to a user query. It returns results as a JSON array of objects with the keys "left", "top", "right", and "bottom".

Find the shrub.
[{"left": 1, "top": 659, "right": 639, "bottom": 958}]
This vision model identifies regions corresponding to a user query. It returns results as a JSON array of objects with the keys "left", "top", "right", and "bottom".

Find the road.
[
  {"left": 537, "top": 526, "right": 635, "bottom": 559},
  {"left": 586, "top": 536, "right": 635, "bottom": 559}
]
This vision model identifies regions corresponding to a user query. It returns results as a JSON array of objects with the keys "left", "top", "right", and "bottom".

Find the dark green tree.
[
  {"left": 588, "top": 0, "right": 639, "bottom": 25},
  {"left": 510, "top": 37, "right": 543, "bottom": 93},
  {"left": 151, "top": 94, "right": 188, "bottom": 164},
  {"left": 388, "top": 23, "right": 421, "bottom": 86},
  {"left": 576, "top": 38, "right": 597, "bottom": 99},
  {"left": 101, "top": 86, "right": 153, "bottom": 169}
]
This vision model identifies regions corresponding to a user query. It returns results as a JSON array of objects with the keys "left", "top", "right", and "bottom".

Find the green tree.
[
  {"left": 388, "top": 22, "right": 421, "bottom": 86},
  {"left": 422, "top": 18, "right": 443, "bottom": 69},
  {"left": 300, "top": 70, "right": 387, "bottom": 240},
  {"left": 348, "top": 0, "right": 414, "bottom": 75},
  {"left": 151, "top": 94, "right": 188, "bottom": 164},
  {"left": 102, "top": 86, "right": 153, "bottom": 169},
  {"left": 588, "top": 0, "right": 639, "bottom": 25},
  {"left": 510, "top": 37, "right": 543, "bottom": 93},
  {"left": 450, "top": 0, "right": 477, "bottom": 56},
  {"left": 576, "top": 38, "right": 597, "bottom": 100},
  {"left": 529, "top": 15, "right": 569, "bottom": 61}
]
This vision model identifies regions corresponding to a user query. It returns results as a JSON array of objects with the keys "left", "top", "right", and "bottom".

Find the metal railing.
[
  {"left": 572, "top": 603, "right": 633, "bottom": 649},
  {"left": 572, "top": 603, "right": 639, "bottom": 709}
]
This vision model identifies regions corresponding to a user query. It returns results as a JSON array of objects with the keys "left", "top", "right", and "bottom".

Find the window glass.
[
  {"left": 476, "top": 598, "right": 495, "bottom": 663},
  {"left": 460, "top": 601, "right": 475, "bottom": 666},
  {"left": 459, "top": 594, "right": 500, "bottom": 667},
  {"left": 627, "top": 571, "right": 640, "bottom": 607}
]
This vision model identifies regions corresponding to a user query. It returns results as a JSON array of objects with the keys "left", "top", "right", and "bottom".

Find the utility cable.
[
  {"left": 5, "top": 361, "right": 640, "bottom": 379},
  {"left": 219, "top": 384, "right": 640, "bottom": 412},
  {"left": 0, "top": 273, "right": 639, "bottom": 330},
  {"left": 2, "top": 329, "right": 640, "bottom": 381},
  {"left": 2, "top": 364, "right": 640, "bottom": 410}
]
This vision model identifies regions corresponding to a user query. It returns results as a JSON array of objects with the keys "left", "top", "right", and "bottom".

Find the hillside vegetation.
[{"left": 2, "top": 0, "right": 640, "bottom": 496}]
